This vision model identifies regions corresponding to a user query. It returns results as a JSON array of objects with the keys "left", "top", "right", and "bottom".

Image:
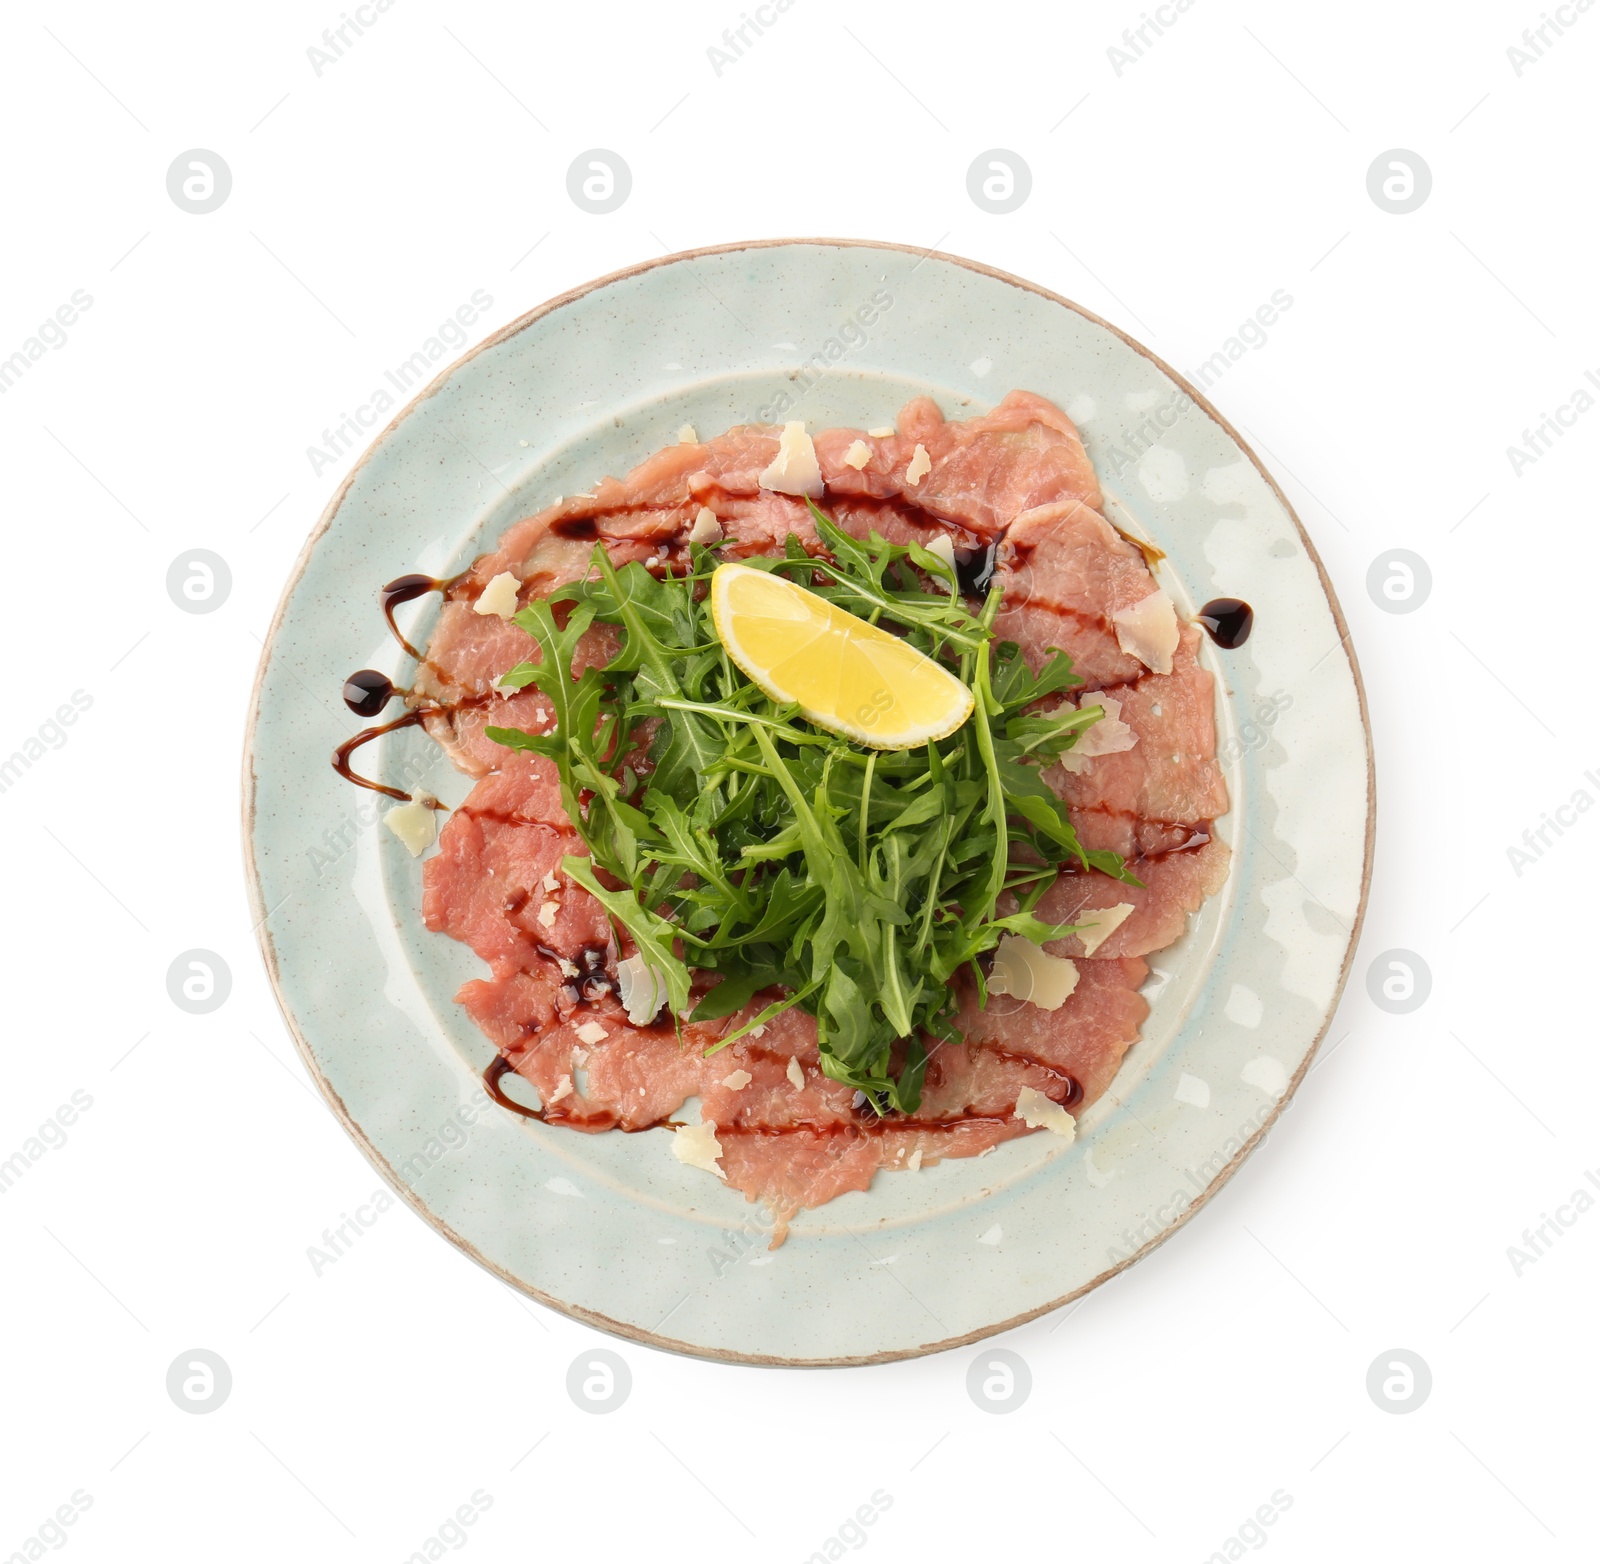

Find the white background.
[{"left": 2, "top": 0, "right": 1595, "bottom": 1559}]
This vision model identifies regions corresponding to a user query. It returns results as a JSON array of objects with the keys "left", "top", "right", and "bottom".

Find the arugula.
[{"left": 485, "top": 501, "right": 1135, "bottom": 1115}]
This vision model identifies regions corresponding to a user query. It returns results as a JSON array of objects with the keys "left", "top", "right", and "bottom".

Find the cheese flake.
[
  {"left": 906, "top": 1147, "right": 923, "bottom": 1173},
  {"left": 688, "top": 506, "right": 723, "bottom": 545},
  {"left": 547, "top": 1074, "right": 573, "bottom": 1104},
  {"left": 473, "top": 571, "right": 521, "bottom": 619},
  {"left": 904, "top": 443, "right": 932, "bottom": 486},
  {"left": 1111, "top": 589, "right": 1179, "bottom": 675},
  {"left": 537, "top": 901, "right": 559, "bottom": 928},
  {"left": 785, "top": 1056, "right": 805, "bottom": 1090},
  {"left": 1056, "top": 691, "right": 1138, "bottom": 774},
  {"left": 542, "top": 871, "right": 560, "bottom": 892},
  {"left": 576, "top": 1021, "right": 609, "bottom": 1045},
  {"left": 1076, "top": 901, "right": 1136, "bottom": 956},
  {"left": 384, "top": 794, "right": 438, "bottom": 857},
  {"left": 617, "top": 954, "right": 666, "bottom": 1025},
  {"left": 1014, "top": 1085, "right": 1077, "bottom": 1139},
  {"left": 987, "top": 935, "right": 1079, "bottom": 1010},
  {"left": 758, "top": 421, "right": 823, "bottom": 496},
  {"left": 842, "top": 439, "right": 872, "bottom": 470},
  {"left": 925, "top": 534, "right": 956, "bottom": 572},
  {"left": 720, "top": 1070, "right": 752, "bottom": 1090},
  {"left": 678, "top": 423, "right": 698, "bottom": 444},
  {"left": 868, "top": 425, "right": 895, "bottom": 438},
  {"left": 673, "top": 1120, "right": 726, "bottom": 1179}
]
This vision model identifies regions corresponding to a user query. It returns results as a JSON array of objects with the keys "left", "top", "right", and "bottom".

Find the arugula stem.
[
  {"left": 701, "top": 977, "right": 822, "bottom": 1055},
  {"left": 486, "top": 510, "right": 1129, "bottom": 1114},
  {"left": 857, "top": 750, "right": 877, "bottom": 872}
]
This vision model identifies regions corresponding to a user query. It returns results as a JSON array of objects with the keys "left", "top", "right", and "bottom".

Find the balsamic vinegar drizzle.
[
  {"left": 332, "top": 574, "right": 467, "bottom": 796},
  {"left": 338, "top": 518, "right": 1217, "bottom": 1130},
  {"left": 343, "top": 669, "right": 399, "bottom": 717},
  {"left": 379, "top": 573, "right": 456, "bottom": 660},
  {"left": 332, "top": 711, "right": 425, "bottom": 801},
  {"left": 1196, "top": 597, "right": 1253, "bottom": 649},
  {"left": 954, "top": 540, "right": 1000, "bottom": 598},
  {"left": 483, "top": 1056, "right": 547, "bottom": 1123}
]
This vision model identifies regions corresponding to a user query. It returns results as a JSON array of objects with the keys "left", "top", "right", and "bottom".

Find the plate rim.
[{"left": 240, "top": 236, "right": 1376, "bottom": 1367}]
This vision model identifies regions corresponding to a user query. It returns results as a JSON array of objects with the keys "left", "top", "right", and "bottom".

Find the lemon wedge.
[{"left": 709, "top": 562, "right": 974, "bottom": 750}]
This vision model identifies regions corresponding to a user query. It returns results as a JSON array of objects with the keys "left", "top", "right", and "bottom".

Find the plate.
[{"left": 243, "top": 239, "right": 1373, "bottom": 1365}]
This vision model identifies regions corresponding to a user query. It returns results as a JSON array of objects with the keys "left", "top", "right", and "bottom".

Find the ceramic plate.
[{"left": 243, "top": 239, "right": 1372, "bottom": 1365}]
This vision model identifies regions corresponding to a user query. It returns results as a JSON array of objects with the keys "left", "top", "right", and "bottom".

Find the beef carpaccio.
[{"left": 408, "top": 391, "right": 1230, "bottom": 1241}]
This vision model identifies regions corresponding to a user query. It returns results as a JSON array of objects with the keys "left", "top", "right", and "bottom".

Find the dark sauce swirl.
[
  {"left": 379, "top": 574, "right": 454, "bottom": 660},
  {"left": 334, "top": 575, "right": 465, "bottom": 794},
  {"left": 332, "top": 711, "right": 425, "bottom": 801}
]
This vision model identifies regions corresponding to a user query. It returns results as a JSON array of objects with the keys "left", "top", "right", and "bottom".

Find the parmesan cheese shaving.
[
  {"left": 842, "top": 439, "right": 872, "bottom": 470},
  {"left": 720, "top": 1070, "right": 752, "bottom": 1090},
  {"left": 575, "top": 1021, "right": 608, "bottom": 1045},
  {"left": 542, "top": 871, "right": 560, "bottom": 891},
  {"left": 758, "top": 421, "right": 823, "bottom": 497},
  {"left": 1015, "top": 1086, "right": 1076, "bottom": 1139},
  {"left": 473, "top": 571, "right": 521, "bottom": 619},
  {"left": 987, "top": 935, "right": 1079, "bottom": 1010},
  {"left": 786, "top": 1056, "right": 805, "bottom": 1090},
  {"left": 1055, "top": 691, "right": 1138, "bottom": 774},
  {"left": 537, "top": 901, "right": 559, "bottom": 928},
  {"left": 547, "top": 1074, "right": 573, "bottom": 1104},
  {"left": 1076, "top": 901, "right": 1136, "bottom": 956},
  {"left": 617, "top": 954, "right": 666, "bottom": 1025},
  {"left": 925, "top": 534, "right": 956, "bottom": 572},
  {"left": 673, "top": 1120, "right": 726, "bottom": 1179},
  {"left": 1112, "top": 590, "right": 1179, "bottom": 675},
  {"left": 906, "top": 1147, "right": 923, "bottom": 1172},
  {"left": 383, "top": 794, "right": 438, "bottom": 856},
  {"left": 905, "top": 443, "right": 932, "bottom": 486},
  {"left": 868, "top": 426, "right": 895, "bottom": 438},
  {"left": 688, "top": 506, "right": 723, "bottom": 545},
  {"left": 678, "top": 423, "right": 698, "bottom": 444}
]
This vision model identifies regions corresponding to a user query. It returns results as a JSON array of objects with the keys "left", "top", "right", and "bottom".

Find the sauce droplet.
[
  {"left": 1196, "top": 597, "right": 1253, "bottom": 648},
  {"left": 342, "top": 669, "right": 397, "bottom": 717},
  {"left": 955, "top": 540, "right": 999, "bottom": 598}
]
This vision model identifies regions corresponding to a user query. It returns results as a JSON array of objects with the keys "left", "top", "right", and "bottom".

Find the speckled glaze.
[{"left": 243, "top": 240, "right": 1372, "bottom": 1366}]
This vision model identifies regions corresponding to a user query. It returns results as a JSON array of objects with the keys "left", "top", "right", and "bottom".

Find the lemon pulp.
[{"left": 709, "top": 562, "right": 974, "bottom": 750}]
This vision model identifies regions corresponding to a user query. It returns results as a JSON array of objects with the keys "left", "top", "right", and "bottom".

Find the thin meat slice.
[
  {"left": 916, "top": 1041, "right": 1079, "bottom": 1120},
  {"left": 698, "top": 1009, "right": 857, "bottom": 1131},
  {"left": 422, "top": 756, "right": 608, "bottom": 972},
  {"left": 717, "top": 1119, "right": 1027, "bottom": 1239},
  {"left": 991, "top": 500, "right": 1159, "bottom": 686},
  {"left": 416, "top": 608, "right": 624, "bottom": 777},
  {"left": 1068, "top": 807, "right": 1209, "bottom": 859},
  {"left": 958, "top": 956, "right": 1151, "bottom": 1110},
  {"left": 1046, "top": 626, "right": 1226, "bottom": 827},
  {"left": 458, "top": 965, "right": 569, "bottom": 1051},
  {"left": 815, "top": 391, "right": 1103, "bottom": 537},
  {"left": 1034, "top": 837, "right": 1232, "bottom": 960}
]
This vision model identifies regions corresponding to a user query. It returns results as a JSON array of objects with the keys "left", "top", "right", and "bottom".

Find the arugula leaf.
[{"left": 485, "top": 512, "right": 1144, "bottom": 1115}]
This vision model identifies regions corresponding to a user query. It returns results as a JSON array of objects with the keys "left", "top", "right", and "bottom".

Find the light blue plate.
[{"left": 243, "top": 241, "right": 1372, "bottom": 1365}]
